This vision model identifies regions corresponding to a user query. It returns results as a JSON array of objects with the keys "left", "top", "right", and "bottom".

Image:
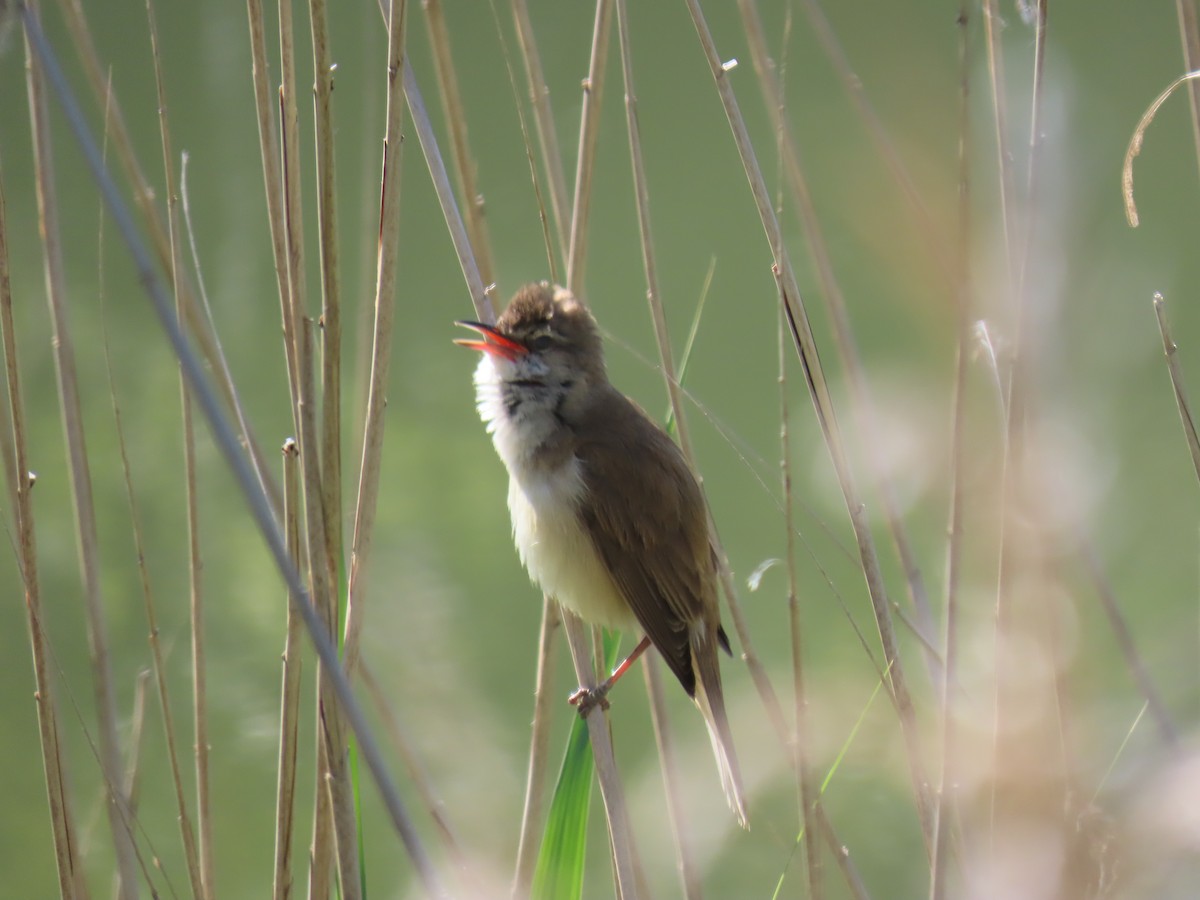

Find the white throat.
[{"left": 471, "top": 353, "right": 635, "bottom": 630}]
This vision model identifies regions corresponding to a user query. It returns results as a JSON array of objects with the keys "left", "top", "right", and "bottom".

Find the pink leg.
[{"left": 569, "top": 636, "right": 653, "bottom": 716}]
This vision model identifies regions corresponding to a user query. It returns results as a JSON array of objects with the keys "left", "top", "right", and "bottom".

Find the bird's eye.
[{"left": 529, "top": 334, "right": 554, "bottom": 352}]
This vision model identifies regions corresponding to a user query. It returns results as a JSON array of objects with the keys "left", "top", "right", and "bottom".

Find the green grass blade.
[{"left": 531, "top": 630, "right": 621, "bottom": 900}]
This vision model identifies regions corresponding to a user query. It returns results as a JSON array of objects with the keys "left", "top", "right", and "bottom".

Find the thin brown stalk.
[
  {"left": 643, "top": 657, "right": 703, "bottom": 899},
  {"left": 423, "top": 0, "right": 497, "bottom": 288},
  {"left": 342, "top": 0, "right": 408, "bottom": 677},
  {"left": 1154, "top": 293, "right": 1200, "bottom": 485},
  {"left": 308, "top": 735, "right": 334, "bottom": 900},
  {"left": 613, "top": 0, "right": 707, "bottom": 881},
  {"left": 930, "top": 8, "right": 972, "bottom": 900},
  {"left": 274, "top": 439, "right": 304, "bottom": 900},
  {"left": 310, "top": 0, "right": 345, "bottom": 611},
  {"left": 511, "top": 597, "right": 562, "bottom": 897},
  {"left": 510, "top": 0, "right": 572, "bottom": 262},
  {"left": 1175, "top": 0, "right": 1200, "bottom": 182},
  {"left": 684, "top": 0, "right": 935, "bottom": 852},
  {"left": 738, "top": 0, "right": 939, "bottom": 683},
  {"left": 24, "top": 8, "right": 139, "bottom": 894},
  {"left": 54, "top": 0, "right": 285, "bottom": 514},
  {"left": 562, "top": 611, "right": 640, "bottom": 900},
  {"left": 982, "top": 0, "right": 1018, "bottom": 281},
  {"left": 245, "top": 0, "right": 300, "bottom": 405},
  {"left": 144, "top": 3, "right": 213, "bottom": 892},
  {"left": 1, "top": 160, "right": 85, "bottom": 898},
  {"left": 818, "top": 806, "right": 872, "bottom": 900},
  {"left": 566, "top": 0, "right": 613, "bottom": 293},
  {"left": 778, "top": 297, "right": 821, "bottom": 896}
]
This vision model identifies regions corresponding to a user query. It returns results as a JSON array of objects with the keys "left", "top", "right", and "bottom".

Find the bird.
[{"left": 456, "top": 281, "right": 748, "bottom": 828}]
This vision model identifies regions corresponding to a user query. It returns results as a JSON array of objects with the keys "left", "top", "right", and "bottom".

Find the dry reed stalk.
[
  {"left": 52, "top": 0, "right": 285, "bottom": 513},
  {"left": 684, "top": 0, "right": 935, "bottom": 850},
  {"left": 423, "top": 0, "right": 497, "bottom": 288},
  {"left": 738, "top": 0, "right": 939, "bottom": 680},
  {"left": 509, "top": 0, "right": 572, "bottom": 264},
  {"left": 613, "top": 0, "right": 707, "bottom": 885},
  {"left": 1174, "top": 0, "right": 1200, "bottom": 178},
  {"left": 642, "top": 658, "right": 703, "bottom": 899},
  {"left": 777, "top": 301, "right": 822, "bottom": 897},
  {"left": 309, "top": 0, "right": 345, "bottom": 591},
  {"left": 982, "top": 0, "right": 1018, "bottom": 279},
  {"left": 342, "top": 0, "right": 408, "bottom": 680},
  {"left": 24, "top": 7, "right": 140, "bottom": 892},
  {"left": 929, "top": 8, "right": 973, "bottom": 899},
  {"left": 274, "top": 439, "right": 304, "bottom": 900},
  {"left": 21, "top": 7, "right": 443, "bottom": 891},
  {"left": 144, "top": 4, "right": 213, "bottom": 893},
  {"left": 0, "top": 151, "right": 87, "bottom": 900},
  {"left": 512, "top": 597, "right": 562, "bottom": 897},
  {"left": 566, "top": 0, "right": 612, "bottom": 293},
  {"left": 562, "top": 610, "right": 641, "bottom": 900}
]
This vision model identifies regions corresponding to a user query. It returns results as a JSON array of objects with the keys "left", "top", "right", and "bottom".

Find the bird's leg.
[{"left": 569, "top": 635, "right": 653, "bottom": 716}]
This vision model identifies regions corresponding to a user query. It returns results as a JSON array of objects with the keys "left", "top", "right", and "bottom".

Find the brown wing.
[{"left": 575, "top": 388, "right": 714, "bottom": 696}]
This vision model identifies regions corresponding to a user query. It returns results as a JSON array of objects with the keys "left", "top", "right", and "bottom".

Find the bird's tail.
[{"left": 692, "top": 632, "right": 749, "bottom": 829}]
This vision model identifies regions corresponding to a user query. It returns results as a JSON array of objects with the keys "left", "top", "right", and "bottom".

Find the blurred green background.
[{"left": 2, "top": 1, "right": 1200, "bottom": 896}]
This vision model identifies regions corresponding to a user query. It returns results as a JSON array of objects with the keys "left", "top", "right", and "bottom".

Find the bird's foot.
[{"left": 568, "top": 683, "right": 611, "bottom": 716}]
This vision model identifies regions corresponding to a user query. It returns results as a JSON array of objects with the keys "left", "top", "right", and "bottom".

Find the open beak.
[{"left": 454, "top": 321, "right": 528, "bottom": 361}]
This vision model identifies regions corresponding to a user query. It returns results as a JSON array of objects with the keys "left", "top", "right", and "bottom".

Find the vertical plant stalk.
[
  {"left": 24, "top": 9, "right": 140, "bottom": 896},
  {"left": 642, "top": 659, "right": 703, "bottom": 899},
  {"left": 512, "top": 599, "right": 562, "bottom": 897},
  {"left": 274, "top": 439, "right": 304, "bottom": 900},
  {"left": 738, "top": 0, "right": 939, "bottom": 680},
  {"left": 54, "top": 0, "right": 286, "bottom": 514},
  {"left": 990, "top": 0, "right": 1048, "bottom": 847},
  {"left": 1174, "top": 0, "right": 1200, "bottom": 181},
  {"left": 776, "top": 305, "right": 822, "bottom": 897},
  {"left": 614, "top": 0, "right": 707, "bottom": 882},
  {"left": 20, "top": 12, "right": 442, "bottom": 892},
  {"left": 566, "top": 0, "right": 612, "bottom": 293},
  {"left": 342, "top": 0, "right": 407, "bottom": 676},
  {"left": 930, "top": 8, "right": 972, "bottom": 900},
  {"left": 510, "top": 0, "right": 572, "bottom": 262},
  {"left": 310, "top": 0, "right": 344, "bottom": 617},
  {"left": 143, "top": 3, "right": 214, "bottom": 893},
  {"left": 0, "top": 154, "right": 87, "bottom": 900},
  {"left": 683, "top": 0, "right": 934, "bottom": 851},
  {"left": 423, "top": 0, "right": 497, "bottom": 288},
  {"left": 562, "top": 611, "right": 640, "bottom": 899},
  {"left": 981, "top": 0, "right": 1018, "bottom": 281}
]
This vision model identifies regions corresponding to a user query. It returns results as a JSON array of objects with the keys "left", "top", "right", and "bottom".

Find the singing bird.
[{"left": 456, "top": 282, "right": 748, "bottom": 828}]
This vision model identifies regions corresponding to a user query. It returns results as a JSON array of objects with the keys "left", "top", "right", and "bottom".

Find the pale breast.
[{"left": 507, "top": 460, "right": 636, "bottom": 631}]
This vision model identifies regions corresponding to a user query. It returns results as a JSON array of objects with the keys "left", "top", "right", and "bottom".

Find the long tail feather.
[{"left": 692, "top": 632, "right": 749, "bottom": 829}]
